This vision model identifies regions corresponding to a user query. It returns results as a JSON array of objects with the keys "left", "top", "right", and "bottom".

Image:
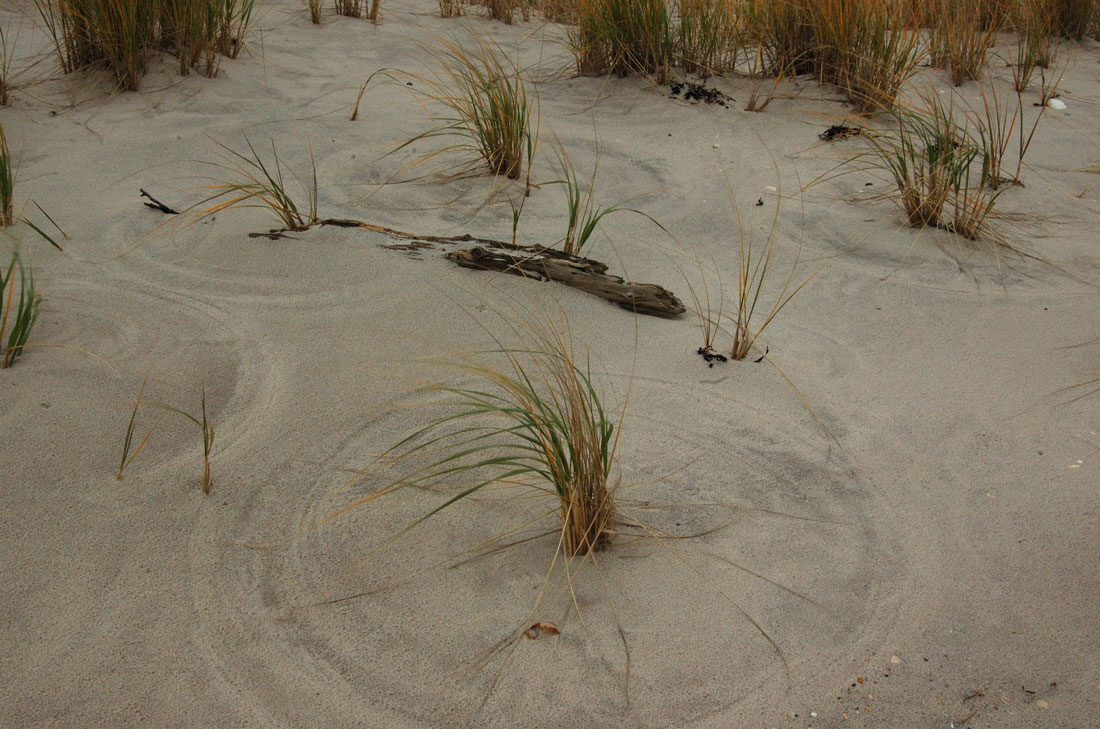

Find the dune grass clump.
[
  {"left": 863, "top": 92, "right": 1004, "bottom": 240},
  {"left": 677, "top": 0, "right": 741, "bottom": 76},
  {"left": 865, "top": 95, "right": 979, "bottom": 229},
  {"left": 438, "top": 0, "right": 464, "bottom": 17},
  {"left": 742, "top": 0, "right": 815, "bottom": 77},
  {"left": 396, "top": 37, "right": 534, "bottom": 180},
  {"left": 684, "top": 0, "right": 920, "bottom": 111},
  {"left": 570, "top": 0, "right": 673, "bottom": 82},
  {"left": 335, "top": 317, "right": 619, "bottom": 558},
  {"left": 308, "top": 0, "right": 323, "bottom": 22},
  {"left": 1011, "top": 0, "right": 1058, "bottom": 91},
  {"left": 1, "top": 250, "right": 42, "bottom": 369},
  {"left": 1051, "top": 0, "right": 1096, "bottom": 39},
  {"left": 335, "top": 0, "right": 363, "bottom": 16},
  {"left": 481, "top": 0, "right": 529, "bottom": 24},
  {"left": 813, "top": 0, "right": 923, "bottom": 112},
  {"left": 927, "top": 0, "right": 1001, "bottom": 86},
  {"left": 563, "top": 0, "right": 922, "bottom": 110},
  {"left": 34, "top": 0, "right": 254, "bottom": 90},
  {"left": 199, "top": 136, "right": 319, "bottom": 231},
  {"left": 724, "top": 196, "right": 819, "bottom": 361}
]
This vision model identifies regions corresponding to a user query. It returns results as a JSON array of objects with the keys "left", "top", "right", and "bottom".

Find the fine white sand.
[{"left": 2, "top": 2, "right": 1098, "bottom": 727}]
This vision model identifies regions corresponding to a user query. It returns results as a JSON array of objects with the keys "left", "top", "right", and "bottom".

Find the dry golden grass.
[
  {"left": 331, "top": 315, "right": 621, "bottom": 558},
  {"left": 34, "top": 0, "right": 254, "bottom": 90},
  {"left": 570, "top": 0, "right": 673, "bottom": 82}
]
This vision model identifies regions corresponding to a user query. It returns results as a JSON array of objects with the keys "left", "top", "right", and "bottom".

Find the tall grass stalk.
[
  {"left": 162, "top": 0, "right": 213, "bottom": 75},
  {"left": 1011, "top": 0, "right": 1056, "bottom": 91},
  {"left": 1011, "top": 63, "right": 1065, "bottom": 185},
  {"left": 0, "top": 251, "right": 42, "bottom": 368},
  {"left": 743, "top": 45, "right": 784, "bottom": 112},
  {"left": 948, "top": 162, "right": 1001, "bottom": 240},
  {"left": 0, "top": 123, "right": 12, "bottom": 227},
  {"left": 484, "top": 0, "right": 528, "bottom": 24},
  {"left": 741, "top": 0, "right": 921, "bottom": 111},
  {"left": 0, "top": 22, "right": 15, "bottom": 106},
  {"left": 213, "top": 0, "right": 254, "bottom": 59},
  {"left": 332, "top": 317, "right": 620, "bottom": 558},
  {"left": 117, "top": 374, "right": 162, "bottom": 479},
  {"left": 809, "top": 0, "right": 923, "bottom": 112},
  {"left": 973, "top": 77, "right": 1017, "bottom": 190},
  {"left": 438, "top": 0, "right": 464, "bottom": 17},
  {"left": 152, "top": 389, "right": 215, "bottom": 493},
  {"left": 308, "top": 0, "right": 323, "bottom": 22},
  {"left": 742, "top": 0, "right": 815, "bottom": 78}
]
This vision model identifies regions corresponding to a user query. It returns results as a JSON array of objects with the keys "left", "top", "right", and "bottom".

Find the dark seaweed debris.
[
  {"left": 670, "top": 81, "right": 732, "bottom": 107},
  {"left": 697, "top": 346, "right": 728, "bottom": 367},
  {"left": 819, "top": 125, "right": 864, "bottom": 142}
]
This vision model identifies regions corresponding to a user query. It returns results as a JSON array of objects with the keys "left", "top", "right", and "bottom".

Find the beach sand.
[{"left": 2, "top": 2, "right": 1098, "bottom": 726}]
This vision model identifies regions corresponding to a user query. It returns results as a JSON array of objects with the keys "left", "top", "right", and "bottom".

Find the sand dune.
[{"left": 2, "top": 1, "right": 1098, "bottom": 726}]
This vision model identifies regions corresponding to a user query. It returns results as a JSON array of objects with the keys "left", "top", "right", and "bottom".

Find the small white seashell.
[{"left": 1048, "top": 98, "right": 1067, "bottom": 110}]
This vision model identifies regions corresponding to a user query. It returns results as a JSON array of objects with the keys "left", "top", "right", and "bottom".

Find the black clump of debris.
[
  {"left": 697, "top": 346, "right": 728, "bottom": 367},
  {"left": 819, "top": 124, "right": 865, "bottom": 142},
  {"left": 670, "top": 81, "right": 732, "bottom": 107}
]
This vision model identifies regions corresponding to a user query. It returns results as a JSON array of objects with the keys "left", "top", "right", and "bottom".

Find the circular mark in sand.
[{"left": 188, "top": 382, "right": 898, "bottom": 728}]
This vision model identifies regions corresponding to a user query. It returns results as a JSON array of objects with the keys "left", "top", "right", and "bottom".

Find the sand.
[{"left": 2, "top": 1, "right": 1098, "bottom": 727}]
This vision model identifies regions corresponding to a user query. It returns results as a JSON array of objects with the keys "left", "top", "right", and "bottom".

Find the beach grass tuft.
[
  {"left": 199, "top": 136, "right": 319, "bottom": 231},
  {"left": 393, "top": 36, "right": 534, "bottom": 180},
  {"left": 1052, "top": 0, "right": 1096, "bottom": 39},
  {"left": 862, "top": 90, "right": 1007, "bottom": 241},
  {"left": 34, "top": 0, "right": 254, "bottom": 90},
  {"left": 677, "top": 0, "right": 741, "bottom": 76},
  {"left": 335, "top": 0, "right": 364, "bottom": 17},
  {"left": 725, "top": 195, "right": 819, "bottom": 361},
  {"left": 333, "top": 315, "right": 620, "bottom": 558},
  {"left": 0, "top": 250, "right": 42, "bottom": 369},
  {"left": 864, "top": 93, "right": 978, "bottom": 229},
  {"left": 927, "top": 0, "right": 1001, "bottom": 87},
  {"left": 550, "top": 140, "right": 664, "bottom": 257},
  {"left": 570, "top": 0, "right": 673, "bottom": 82}
]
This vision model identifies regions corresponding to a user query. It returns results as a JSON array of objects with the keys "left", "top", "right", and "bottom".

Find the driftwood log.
[{"left": 317, "top": 218, "right": 685, "bottom": 319}]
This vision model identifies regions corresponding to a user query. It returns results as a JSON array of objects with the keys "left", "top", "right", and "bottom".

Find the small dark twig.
[{"left": 140, "top": 189, "right": 179, "bottom": 215}]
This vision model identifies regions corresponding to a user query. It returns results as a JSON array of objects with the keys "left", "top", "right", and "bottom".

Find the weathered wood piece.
[
  {"left": 317, "top": 218, "right": 685, "bottom": 318},
  {"left": 445, "top": 245, "right": 685, "bottom": 318}
]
